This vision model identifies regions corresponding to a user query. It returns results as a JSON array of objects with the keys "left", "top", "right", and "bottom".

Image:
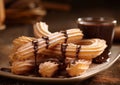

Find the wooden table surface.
[{"left": 0, "top": 11, "right": 120, "bottom": 85}]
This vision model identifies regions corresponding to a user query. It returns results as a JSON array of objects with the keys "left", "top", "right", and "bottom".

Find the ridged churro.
[
  {"left": 9, "top": 21, "right": 107, "bottom": 77},
  {"left": 34, "top": 22, "right": 107, "bottom": 59},
  {"left": 66, "top": 59, "right": 91, "bottom": 77},
  {"left": 15, "top": 28, "right": 83, "bottom": 60},
  {"left": 11, "top": 60, "right": 34, "bottom": 75},
  {"left": 39, "top": 60, "right": 59, "bottom": 77}
]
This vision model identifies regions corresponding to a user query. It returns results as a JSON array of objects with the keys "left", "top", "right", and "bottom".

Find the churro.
[
  {"left": 15, "top": 28, "right": 83, "bottom": 60},
  {"left": 9, "top": 21, "right": 107, "bottom": 77}
]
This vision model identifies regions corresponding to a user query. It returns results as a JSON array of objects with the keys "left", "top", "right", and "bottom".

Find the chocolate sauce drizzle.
[
  {"left": 60, "top": 43, "right": 68, "bottom": 69},
  {"left": 32, "top": 40, "right": 38, "bottom": 73},
  {"left": 60, "top": 30, "right": 68, "bottom": 43},
  {"left": 68, "top": 45, "right": 81, "bottom": 67},
  {"left": 76, "top": 45, "right": 81, "bottom": 59},
  {"left": 42, "top": 36, "right": 49, "bottom": 49},
  {"left": 61, "top": 43, "right": 68, "bottom": 59}
]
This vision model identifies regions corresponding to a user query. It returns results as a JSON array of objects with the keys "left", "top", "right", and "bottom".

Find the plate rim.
[{"left": 0, "top": 47, "right": 120, "bottom": 83}]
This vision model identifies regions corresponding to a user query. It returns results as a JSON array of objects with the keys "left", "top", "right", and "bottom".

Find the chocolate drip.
[
  {"left": 76, "top": 45, "right": 81, "bottom": 59},
  {"left": 32, "top": 40, "right": 38, "bottom": 73},
  {"left": 42, "top": 36, "right": 49, "bottom": 49},
  {"left": 59, "top": 43, "right": 68, "bottom": 70},
  {"left": 60, "top": 30, "right": 68, "bottom": 43},
  {"left": 61, "top": 43, "right": 68, "bottom": 59},
  {"left": 68, "top": 45, "right": 81, "bottom": 67},
  {"left": 92, "top": 50, "right": 110, "bottom": 64}
]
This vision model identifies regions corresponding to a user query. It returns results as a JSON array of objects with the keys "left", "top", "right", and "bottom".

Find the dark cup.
[
  {"left": 78, "top": 17, "right": 117, "bottom": 51},
  {"left": 77, "top": 17, "right": 117, "bottom": 63}
]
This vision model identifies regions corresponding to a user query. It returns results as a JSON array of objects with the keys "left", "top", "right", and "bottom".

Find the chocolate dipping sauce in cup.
[{"left": 77, "top": 17, "right": 117, "bottom": 63}]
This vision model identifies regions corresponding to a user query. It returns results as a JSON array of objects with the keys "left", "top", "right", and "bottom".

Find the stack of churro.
[{"left": 9, "top": 22, "right": 107, "bottom": 77}]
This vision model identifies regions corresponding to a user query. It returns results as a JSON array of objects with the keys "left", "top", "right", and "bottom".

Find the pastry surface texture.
[{"left": 9, "top": 22, "right": 107, "bottom": 77}]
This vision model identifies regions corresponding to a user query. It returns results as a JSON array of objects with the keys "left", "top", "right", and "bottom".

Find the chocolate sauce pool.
[
  {"left": 0, "top": 67, "right": 11, "bottom": 72},
  {"left": 78, "top": 17, "right": 116, "bottom": 63}
]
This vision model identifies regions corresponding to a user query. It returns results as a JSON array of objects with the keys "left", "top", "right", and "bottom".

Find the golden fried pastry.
[
  {"left": 66, "top": 59, "right": 91, "bottom": 77},
  {"left": 11, "top": 56, "right": 58, "bottom": 75},
  {"left": 9, "top": 21, "right": 107, "bottom": 77},
  {"left": 11, "top": 60, "right": 34, "bottom": 75},
  {"left": 33, "top": 22, "right": 107, "bottom": 59},
  {"left": 12, "top": 36, "right": 35, "bottom": 51},
  {"left": 9, "top": 36, "right": 35, "bottom": 62},
  {"left": 42, "top": 39, "right": 107, "bottom": 59},
  {"left": 15, "top": 28, "right": 83, "bottom": 60},
  {"left": 33, "top": 22, "right": 83, "bottom": 40},
  {"left": 39, "top": 61, "right": 59, "bottom": 77},
  {"left": 33, "top": 22, "right": 51, "bottom": 38}
]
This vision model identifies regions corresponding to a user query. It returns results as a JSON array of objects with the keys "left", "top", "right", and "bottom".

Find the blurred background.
[
  {"left": 3, "top": 0, "right": 120, "bottom": 24},
  {"left": 0, "top": 1, "right": 120, "bottom": 85},
  {"left": 0, "top": 0, "right": 120, "bottom": 40}
]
